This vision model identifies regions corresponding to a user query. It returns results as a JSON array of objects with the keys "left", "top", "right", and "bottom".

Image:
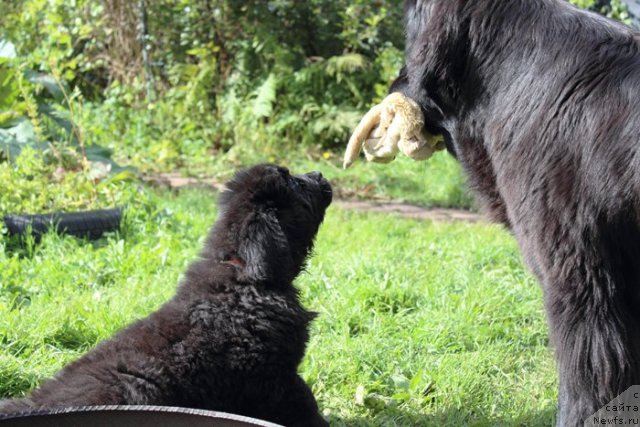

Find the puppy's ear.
[{"left": 236, "top": 208, "right": 293, "bottom": 283}]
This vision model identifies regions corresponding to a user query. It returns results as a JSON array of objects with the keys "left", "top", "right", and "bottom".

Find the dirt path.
[
  {"left": 144, "top": 173, "right": 486, "bottom": 223},
  {"left": 333, "top": 200, "right": 484, "bottom": 222}
]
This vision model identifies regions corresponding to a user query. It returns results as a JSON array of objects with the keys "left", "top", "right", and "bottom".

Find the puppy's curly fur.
[{"left": 0, "top": 165, "right": 332, "bottom": 427}]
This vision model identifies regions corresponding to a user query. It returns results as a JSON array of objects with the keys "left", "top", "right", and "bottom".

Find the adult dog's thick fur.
[
  {"left": 390, "top": 0, "right": 640, "bottom": 424},
  {"left": 0, "top": 165, "right": 332, "bottom": 427}
]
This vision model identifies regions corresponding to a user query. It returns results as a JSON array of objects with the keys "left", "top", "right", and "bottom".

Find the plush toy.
[{"left": 343, "top": 92, "right": 444, "bottom": 169}]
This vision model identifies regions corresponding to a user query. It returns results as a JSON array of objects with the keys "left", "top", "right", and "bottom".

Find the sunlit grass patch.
[{"left": 0, "top": 188, "right": 555, "bottom": 425}]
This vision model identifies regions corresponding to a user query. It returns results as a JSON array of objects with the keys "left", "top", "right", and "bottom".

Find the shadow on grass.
[{"left": 327, "top": 406, "right": 556, "bottom": 426}]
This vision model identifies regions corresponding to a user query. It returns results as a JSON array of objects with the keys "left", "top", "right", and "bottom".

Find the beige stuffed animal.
[{"left": 343, "top": 92, "right": 444, "bottom": 168}]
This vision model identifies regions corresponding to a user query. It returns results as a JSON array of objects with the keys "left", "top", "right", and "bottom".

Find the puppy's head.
[{"left": 212, "top": 164, "right": 332, "bottom": 285}]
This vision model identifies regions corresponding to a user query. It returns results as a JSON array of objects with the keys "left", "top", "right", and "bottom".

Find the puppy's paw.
[{"left": 343, "top": 92, "right": 443, "bottom": 168}]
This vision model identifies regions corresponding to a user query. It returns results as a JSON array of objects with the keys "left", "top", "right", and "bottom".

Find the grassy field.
[
  {"left": 179, "top": 146, "right": 475, "bottom": 209},
  {"left": 295, "top": 154, "right": 475, "bottom": 209},
  {"left": 0, "top": 186, "right": 557, "bottom": 426}
]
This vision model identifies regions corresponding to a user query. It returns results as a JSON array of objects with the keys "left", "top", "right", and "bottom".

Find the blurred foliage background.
[{"left": 0, "top": 0, "right": 632, "bottom": 213}]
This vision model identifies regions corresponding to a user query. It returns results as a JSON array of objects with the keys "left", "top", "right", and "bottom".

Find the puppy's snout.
[{"left": 305, "top": 171, "right": 332, "bottom": 206}]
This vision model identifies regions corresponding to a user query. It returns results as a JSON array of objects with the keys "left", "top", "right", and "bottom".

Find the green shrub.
[
  {"left": 0, "top": 147, "right": 141, "bottom": 216},
  {"left": 569, "top": 0, "right": 631, "bottom": 22},
  {"left": 1, "top": 0, "right": 632, "bottom": 182}
]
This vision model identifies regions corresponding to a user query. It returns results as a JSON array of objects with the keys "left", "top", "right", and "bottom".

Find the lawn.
[
  {"left": 0, "top": 186, "right": 557, "bottom": 426},
  {"left": 185, "top": 145, "right": 475, "bottom": 210}
]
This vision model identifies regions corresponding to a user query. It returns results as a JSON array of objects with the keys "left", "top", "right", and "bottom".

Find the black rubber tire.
[
  {"left": 0, "top": 405, "right": 281, "bottom": 427},
  {"left": 3, "top": 208, "right": 123, "bottom": 240}
]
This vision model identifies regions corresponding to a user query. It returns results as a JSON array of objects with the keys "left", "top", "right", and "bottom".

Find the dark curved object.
[
  {"left": 3, "top": 208, "right": 123, "bottom": 240},
  {"left": 0, "top": 405, "right": 283, "bottom": 427}
]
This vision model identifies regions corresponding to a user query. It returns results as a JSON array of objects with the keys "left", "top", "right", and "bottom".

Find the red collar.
[{"left": 222, "top": 257, "right": 245, "bottom": 268}]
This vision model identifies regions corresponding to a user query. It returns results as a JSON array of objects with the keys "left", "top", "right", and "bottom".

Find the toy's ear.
[{"left": 236, "top": 208, "right": 293, "bottom": 283}]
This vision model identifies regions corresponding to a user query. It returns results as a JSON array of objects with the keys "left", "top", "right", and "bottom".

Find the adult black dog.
[
  {"left": 0, "top": 165, "right": 332, "bottom": 427},
  {"left": 349, "top": 0, "right": 640, "bottom": 425}
]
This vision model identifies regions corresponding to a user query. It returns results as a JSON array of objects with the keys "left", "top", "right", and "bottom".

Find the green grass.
[
  {"left": 204, "top": 146, "right": 475, "bottom": 209},
  {"left": 0, "top": 188, "right": 556, "bottom": 425},
  {"left": 294, "top": 153, "right": 475, "bottom": 209}
]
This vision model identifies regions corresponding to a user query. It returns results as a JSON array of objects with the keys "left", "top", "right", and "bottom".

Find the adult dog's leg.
[
  {"left": 548, "top": 284, "right": 639, "bottom": 425},
  {"left": 535, "top": 227, "right": 640, "bottom": 426}
]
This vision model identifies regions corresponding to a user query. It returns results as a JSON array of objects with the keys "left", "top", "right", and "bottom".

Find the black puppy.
[{"left": 0, "top": 165, "right": 331, "bottom": 427}]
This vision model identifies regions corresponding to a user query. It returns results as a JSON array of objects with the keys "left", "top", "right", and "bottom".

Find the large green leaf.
[
  {"left": 38, "top": 104, "right": 74, "bottom": 138},
  {"left": 0, "top": 40, "right": 16, "bottom": 59},
  {"left": 24, "top": 70, "right": 65, "bottom": 102},
  {"left": 0, "top": 119, "right": 40, "bottom": 161}
]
